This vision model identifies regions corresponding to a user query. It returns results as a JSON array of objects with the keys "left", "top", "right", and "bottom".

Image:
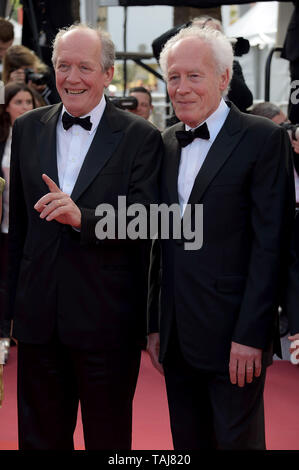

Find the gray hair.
[
  {"left": 159, "top": 25, "right": 233, "bottom": 93},
  {"left": 52, "top": 23, "right": 115, "bottom": 71},
  {"left": 250, "top": 102, "right": 282, "bottom": 120}
]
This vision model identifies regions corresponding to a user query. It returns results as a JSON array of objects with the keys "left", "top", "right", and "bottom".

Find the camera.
[
  {"left": 280, "top": 122, "right": 299, "bottom": 141},
  {"left": 230, "top": 37, "right": 250, "bottom": 57},
  {"left": 109, "top": 96, "right": 137, "bottom": 111},
  {"left": 24, "top": 68, "right": 48, "bottom": 86}
]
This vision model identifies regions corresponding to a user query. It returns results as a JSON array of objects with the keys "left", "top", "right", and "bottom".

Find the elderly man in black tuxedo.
[
  {"left": 8, "top": 24, "right": 162, "bottom": 450},
  {"left": 147, "top": 26, "right": 296, "bottom": 449}
]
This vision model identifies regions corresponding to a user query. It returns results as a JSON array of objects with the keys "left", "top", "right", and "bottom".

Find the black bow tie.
[
  {"left": 62, "top": 111, "right": 92, "bottom": 131},
  {"left": 175, "top": 122, "right": 210, "bottom": 148}
]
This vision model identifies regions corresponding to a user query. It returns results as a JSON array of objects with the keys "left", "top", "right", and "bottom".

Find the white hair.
[
  {"left": 159, "top": 26, "right": 233, "bottom": 93},
  {"left": 52, "top": 23, "right": 115, "bottom": 71}
]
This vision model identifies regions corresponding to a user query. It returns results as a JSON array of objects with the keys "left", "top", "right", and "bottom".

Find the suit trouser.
[
  {"left": 163, "top": 327, "right": 266, "bottom": 450},
  {"left": 17, "top": 336, "right": 141, "bottom": 450}
]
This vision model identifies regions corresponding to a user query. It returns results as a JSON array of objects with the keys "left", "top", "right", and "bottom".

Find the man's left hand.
[
  {"left": 229, "top": 341, "right": 262, "bottom": 387},
  {"left": 34, "top": 174, "right": 81, "bottom": 228},
  {"left": 147, "top": 333, "right": 164, "bottom": 375}
]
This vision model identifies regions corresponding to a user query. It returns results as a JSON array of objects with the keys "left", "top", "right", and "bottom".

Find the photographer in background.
[
  {"left": 3, "top": 44, "right": 59, "bottom": 104},
  {"left": 3, "top": 44, "right": 39, "bottom": 84},
  {"left": 251, "top": 101, "right": 290, "bottom": 124},
  {"left": 128, "top": 86, "right": 153, "bottom": 121},
  {"left": 250, "top": 102, "right": 299, "bottom": 160},
  {"left": 251, "top": 101, "right": 299, "bottom": 338}
]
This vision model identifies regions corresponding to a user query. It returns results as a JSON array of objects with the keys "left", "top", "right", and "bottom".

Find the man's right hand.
[
  {"left": 147, "top": 333, "right": 164, "bottom": 375},
  {"left": 34, "top": 174, "right": 81, "bottom": 228},
  {"left": 291, "top": 138, "right": 299, "bottom": 154},
  {"left": 9, "top": 67, "right": 26, "bottom": 83}
]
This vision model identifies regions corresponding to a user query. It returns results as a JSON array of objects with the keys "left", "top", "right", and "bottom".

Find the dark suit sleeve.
[
  {"left": 80, "top": 124, "right": 163, "bottom": 244},
  {"left": 7, "top": 120, "right": 28, "bottom": 321},
  {"left": 232, "top": 127, "right": 296, "bottom": 349}
]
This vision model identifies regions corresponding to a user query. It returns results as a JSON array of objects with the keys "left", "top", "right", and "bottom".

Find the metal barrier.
[{"left": 264, "top": 46, "right": 283, "bottom": 101}]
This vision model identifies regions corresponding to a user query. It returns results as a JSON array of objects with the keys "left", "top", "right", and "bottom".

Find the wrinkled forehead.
[
  {"left": 167, "top": 37, "right": 214, "bottom": 68},
  {"left": 56, "top": 29, "right": 102, "bottom": 62}
]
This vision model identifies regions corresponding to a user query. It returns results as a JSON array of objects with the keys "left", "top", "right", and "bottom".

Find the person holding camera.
[
  {"left": 3, "top": 44, "right": 38, "bottom": 83},
  {"left": 3, "top": 44, "right": 59, "bottom": 105}
]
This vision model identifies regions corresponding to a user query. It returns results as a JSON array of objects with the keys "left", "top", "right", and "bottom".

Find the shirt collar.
[
  {"left": 60, "top": 94, "right": 106, "bottom": 135},
  {"left": 185, "top": 98, "right": 229, "bottom": 142}
]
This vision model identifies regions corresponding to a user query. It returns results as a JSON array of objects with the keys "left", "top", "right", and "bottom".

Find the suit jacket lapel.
[
  {"left": 71, "top": 100, "right": 123, "bottom": 202},
  {"left": 38, "top": 103, "right": 62, "bottom": 187},
  {"left": 37, "top": 100, "right": 124, "bottom": 203},
  {"left": 187, "top": 103, "right": 244, "bottom": 206},
  {"left": 164, "top": 122, "right": 183, "bottom": 205}
]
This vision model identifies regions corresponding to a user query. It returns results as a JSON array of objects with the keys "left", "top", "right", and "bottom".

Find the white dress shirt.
[
  {"left": 178, "top": 98, "right": 230, "bottom": 215},
  {"left": 56, "top": 94, "right": 106, "bottom": 196}
]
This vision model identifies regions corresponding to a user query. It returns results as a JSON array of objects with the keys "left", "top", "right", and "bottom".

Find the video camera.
[
  {"left": 109, "top": 96, "right": 138, "bottom": 111},
  {"left": 280, "top": 122, "right": 299, "bottom": 141}
]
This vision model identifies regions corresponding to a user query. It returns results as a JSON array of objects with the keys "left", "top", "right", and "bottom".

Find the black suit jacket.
[
  {"left": 8, "top": 99, "right": 163, "bottom": 350},
  {"left": 149, "top": 103, "right": 295, "bottom": 373}
]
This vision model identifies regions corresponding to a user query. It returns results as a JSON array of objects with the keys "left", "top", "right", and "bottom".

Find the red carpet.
[{"left": 0, "top": 349, "right": 298, "bottom": 450}]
